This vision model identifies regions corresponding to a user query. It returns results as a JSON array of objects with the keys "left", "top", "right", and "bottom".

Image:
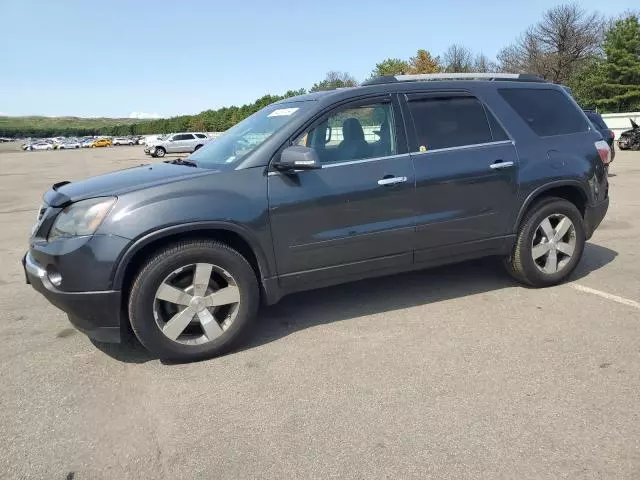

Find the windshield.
[{"left": 189, "top": 101, "right": 313, "bottom": 169}]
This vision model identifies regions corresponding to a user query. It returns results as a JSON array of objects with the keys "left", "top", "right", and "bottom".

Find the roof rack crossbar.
[{"left": 362, "top": 73, "right": 545, "bottom": 85}]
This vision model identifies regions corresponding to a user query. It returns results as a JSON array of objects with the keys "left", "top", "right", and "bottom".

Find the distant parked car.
[
  {"left": 30, "top": 142, "right": 54, "bottom": 151},
  {"left": 91, "top": 138, "right": 113, "bottom": 148},
  {"left": 618, "top": 119, "right": 640, "bottom": 151},
  {"left": 139, "top": 134, "right": 165, "bottom": 146},
  {"left": 113, "top": 137, "right": 135, "bottom": 146},
  {"left": 583, "top": 110, "right": 615, "bottom": 163},
  {"left": 81, "top": 139, "right": 94, "bottom": 148},
  {"left": 58, "top": 139, "right": 81, "bottom": 149},
  {"left": 144, "top": 132, "right": 208, "bottom": 157}
]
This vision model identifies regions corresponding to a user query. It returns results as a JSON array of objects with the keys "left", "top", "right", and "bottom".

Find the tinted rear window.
[
  {"left": 486, "top": 108, "right": 510, "bottom": 141},
  {"left": 499, "top": 88, "right": 589, "bottom": 137},
  {"left": 407, "top": 96, "right": 493, "bottom": 150}
]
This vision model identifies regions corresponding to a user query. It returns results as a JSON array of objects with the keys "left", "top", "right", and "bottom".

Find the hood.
[{"left": 43, "top": 162, "right": 209, "bottom": 207}]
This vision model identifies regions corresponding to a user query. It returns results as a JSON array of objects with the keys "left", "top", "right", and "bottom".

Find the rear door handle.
[
  {"left": 377, "top": 176, "right": 408, "bottom": 186},
  {"left": 489, "top": 160, "right": 514, "bottom": 170}
]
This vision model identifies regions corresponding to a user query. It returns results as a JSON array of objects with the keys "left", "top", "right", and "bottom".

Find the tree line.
[{"left": 3, "top": 3, "right": 638, "bottom": 139}]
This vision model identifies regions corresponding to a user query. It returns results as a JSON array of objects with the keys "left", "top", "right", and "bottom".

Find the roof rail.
[{"left": 362, "top": 73, "right": 546, "bottom": 85}]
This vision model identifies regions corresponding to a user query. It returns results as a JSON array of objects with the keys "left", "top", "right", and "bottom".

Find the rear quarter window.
[
  {"left": 584, "top": 111, "right": 608, "bottom": 130},
  {"left": 498, "top": 88, "right": 589, "bottom": 137}
]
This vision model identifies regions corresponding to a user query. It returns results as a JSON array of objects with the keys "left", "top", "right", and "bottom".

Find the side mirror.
[{"left": 275, "top": 145, "right": 321, "bottom": 171}]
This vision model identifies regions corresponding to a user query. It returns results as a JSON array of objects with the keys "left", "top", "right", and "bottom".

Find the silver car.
[{"left": 144, "top": 132, "right": 209, "bottom": 157}]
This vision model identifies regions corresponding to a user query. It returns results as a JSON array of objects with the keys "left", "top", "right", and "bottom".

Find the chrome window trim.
[
  {"left": 267, "top": 153, "right": 408, "bottom": 175},
  {"left": 267, "top": 141, "right": 514, "bottom": 176},
  {"left": 322, "top": 153, "right": 408, "bottom": 168},
  {"left": 410, "top": 140, "right": 514, "bottom": 155}
]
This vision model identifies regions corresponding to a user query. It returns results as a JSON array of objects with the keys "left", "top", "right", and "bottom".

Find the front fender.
[
  {"left": 99, "top": 168, "right": 273, "bottom": 289},
  {"left": 110, "top": 220, "right": 273, "bottom": 290}
]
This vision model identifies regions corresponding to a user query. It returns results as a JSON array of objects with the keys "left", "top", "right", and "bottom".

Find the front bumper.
[
  {"left": 23, "top": 252, "right": 122, "bottom": 343},
  {"left": 584, "top": 197, "right": 609, "bottom": 240}
]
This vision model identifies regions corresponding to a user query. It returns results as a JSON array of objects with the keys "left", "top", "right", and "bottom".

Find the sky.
[{"left": 0, "top": 0, "right": 636, "bottom": 118}]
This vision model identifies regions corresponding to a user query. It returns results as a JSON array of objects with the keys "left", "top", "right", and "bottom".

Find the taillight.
[{"left": 595, "top": 140, "right": 611, "bottom": 164}]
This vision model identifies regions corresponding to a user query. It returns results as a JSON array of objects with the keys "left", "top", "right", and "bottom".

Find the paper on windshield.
[{"left": 267, "top": 107, "right": 299, "bottom": 117}]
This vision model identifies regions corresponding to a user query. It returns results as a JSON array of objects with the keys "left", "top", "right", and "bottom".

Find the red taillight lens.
[{"left": 595, "top": 140, "right": 611, "bottom": 164}]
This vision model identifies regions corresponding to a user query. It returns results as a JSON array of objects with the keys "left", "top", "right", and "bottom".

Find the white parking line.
[{"left": 570, "top": 284, "right": 640, "bottom": 310}]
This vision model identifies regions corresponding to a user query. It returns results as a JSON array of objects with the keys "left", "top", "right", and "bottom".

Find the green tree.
[
  {"left": 310, "top": 71, "right": 358, "bottom": 92},
  {"left": 595, "top": 15, "right": 640, "bottom": 112},
  {"left": 370, "top": 58, "right": 410, "bottom": 77},
  {"left": 408, "top": 49, "right": 441, "bottom": 73},
  {"left": 566, "top": 58, "right": 607, "bottom": 109}
]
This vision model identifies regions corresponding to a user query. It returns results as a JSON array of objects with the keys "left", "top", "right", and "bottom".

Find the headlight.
[{"left": 48, "top": 197, "right": 116, "bottom": 240}]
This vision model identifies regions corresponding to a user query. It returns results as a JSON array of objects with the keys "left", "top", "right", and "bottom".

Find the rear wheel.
[
  {"left": 128, "top": 240, "right": 259, "bottom": 361},
  {"left": 505, "top": 198, "right": 585, "bottom": 287},
  {"left": 193, "top": 144, "right": 203, "bottom": 152}
]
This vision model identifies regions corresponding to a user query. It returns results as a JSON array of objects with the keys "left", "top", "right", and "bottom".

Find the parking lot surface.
[{"left": 1, "top": 145, "right": 639, "bottom": 479}]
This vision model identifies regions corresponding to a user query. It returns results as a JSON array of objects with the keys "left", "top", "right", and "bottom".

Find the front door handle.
[
  {"left": 377, "top": 176, "right": 408, "bottom": 186},
  {"left": 490, "top": 160, "right": 514, "bottom": 170}
]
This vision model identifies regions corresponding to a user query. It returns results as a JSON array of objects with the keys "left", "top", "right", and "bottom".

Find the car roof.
[{"left": 277, "top": 77, "right": 563, "bottom": 109}]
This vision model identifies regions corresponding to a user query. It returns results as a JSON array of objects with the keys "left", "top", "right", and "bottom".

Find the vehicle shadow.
[
  {"left": 243, "top": 242, "right": 618, "bottom": 352},
  {"left": 569, "top": 242, "right": 618, "bottom": 280},
  {"left": 91, "top": 333, "right": 157, "bottom": 364},
  {"left": 92, "top": 242, "right": 617, "bottom": 363}
]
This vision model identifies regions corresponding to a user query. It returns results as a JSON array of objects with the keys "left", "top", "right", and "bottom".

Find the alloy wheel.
[
  {"left": 531, "top": 214, "right": 576, "bottom": 274},
  {"left": 153, "top": 263, "right": 241, "bottom": 345}
]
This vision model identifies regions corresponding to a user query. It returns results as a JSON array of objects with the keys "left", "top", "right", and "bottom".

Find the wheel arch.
[
  {"left": 113, "top": 222, "right": 274, "bottom": 303},
  {"left": 514, "top": 181, "right": 589, "bottom": 230}
]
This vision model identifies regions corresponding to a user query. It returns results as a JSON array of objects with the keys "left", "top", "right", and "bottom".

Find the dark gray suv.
[{"left": 24, "top": 73, "right": 610, "bottom": 361}]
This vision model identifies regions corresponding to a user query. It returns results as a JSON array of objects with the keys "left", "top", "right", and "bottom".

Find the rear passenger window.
[
  {"left": 195, "top": 133, "right": 207, "bottom": 139},
  {"left": 407, "top": 96, "right": 493, "bottom": 151},
  {"left": 486, "top": 109, "right": 510, "bottom": 141},
  {"left": 499, "top": 88, "right": 589, "bottom": 137},
  {"left": 175, "top": 134, "right": 194, "bottom": 140}
]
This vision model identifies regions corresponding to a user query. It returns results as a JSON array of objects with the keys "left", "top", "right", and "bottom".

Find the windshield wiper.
[{"left": 164, "top": 158, "right": 198, "bottom": 168}]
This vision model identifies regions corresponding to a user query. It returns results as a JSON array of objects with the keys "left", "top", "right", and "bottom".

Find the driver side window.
[{"left": 296, "top": 102, "right": 396, "bottom": 164}]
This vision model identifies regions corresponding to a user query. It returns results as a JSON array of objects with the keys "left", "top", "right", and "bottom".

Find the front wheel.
[
  {"left": 154, "top": 147, "right": 166, "bottom": 158},
  {"left": 128, "top": 240, "right": 259, "bottom": 361},
  {"left": 505, "top": 197, "right": 585, "bottom": 287}
]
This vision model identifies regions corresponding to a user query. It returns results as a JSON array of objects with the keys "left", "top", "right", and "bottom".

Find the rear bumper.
[
  {"left": 584, "top": 197, "right": 609, "bottom": 240},
  {"left": 23, "top": 253, "right": 122, "bottom": 343}
]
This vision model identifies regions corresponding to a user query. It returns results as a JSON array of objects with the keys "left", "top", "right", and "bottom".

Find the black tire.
[
  {"left": 193, "top": 144, "right": 203, "bottom": 152},
  {"left": 154, "top": 147, "right": 166, "bottom": 158},
  {"left": 128, "top": 240, "right": 259, "bottom": 361},
  {"left": 505, "top": 197, "right": 586, "bottom": 287}
]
